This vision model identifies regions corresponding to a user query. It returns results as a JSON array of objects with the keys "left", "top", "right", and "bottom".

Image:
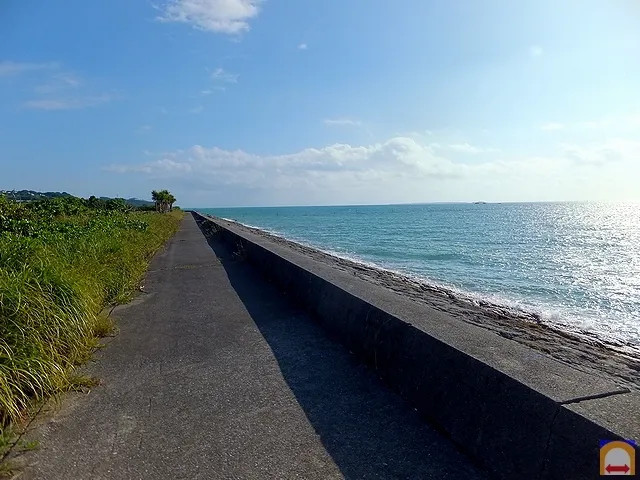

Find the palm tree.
[
  {"left": 158, "top": 190, "right": 170, "bottom": 213},
  {"left": 151, "top": 190, "right": 160, "bottom": 212},
  {"left": 151, "top": 190, "right": 176, "bottom": 213},
  {"left": 167, "top": 193, "right": 176, "bottom": 212}
]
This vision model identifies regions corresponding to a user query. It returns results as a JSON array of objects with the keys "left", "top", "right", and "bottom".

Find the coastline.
[{"left": 221, "top": 217, "right": 640, "bottom": 391}]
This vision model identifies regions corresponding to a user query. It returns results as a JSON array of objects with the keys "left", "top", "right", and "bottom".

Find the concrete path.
[{"left": 20, "top": 214, "right": 488, "bottom": 480}]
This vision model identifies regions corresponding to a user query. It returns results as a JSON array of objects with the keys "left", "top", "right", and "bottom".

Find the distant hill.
[
  {"left": 1, "top": 190, "right": 73, "bottom": 201},
  {"left": 97, "top": 196, "right": 154, "bottom": 207},
  {"left": 1, "top": 190, "right": 154, "bottom": 206}
]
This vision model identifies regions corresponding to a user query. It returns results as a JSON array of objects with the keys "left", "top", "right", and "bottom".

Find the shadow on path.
[{"left": 192, "top": 213, "right": 487, "bottom": 480}]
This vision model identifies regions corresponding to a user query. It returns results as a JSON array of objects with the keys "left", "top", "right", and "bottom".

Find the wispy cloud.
[
  {"left": 323, "top": 118, "right": 362, "bottom": 127},
  {"left": 158, "top": 0, "right": 262, "bottom": 35},
  {"left": 211, "top": 67, "right": 238, "bottom": 83},
  {"left": 561, "top": 139, "right": 640, "bottom": 165},
  {"left": 34, "top": 72, "right": 83, "bottom": 94},
  {"left": 188, "top": 105, "right": 204, "bottom": 114},
  {"left": 56, "top": 73, "right": 82, "bottom": 87},
  {"left": 0, "top": 61, "right": 58, "bottom": 77},
  {"left": 298, "top": 43, "right": 308, "bottom": 50},
  {"left": 136, "top": 125, "right": 153, "bottom": 133},
  {"left": 540, "top": 122, "right": 564, "bottom": 131},
  {"left": 5, "top": 61, "right": 116, "bottom": 111},
  {"left": 23, "top": 94, "right": 116, "bottom": 110},
  {"left": 206, "top": 85, "right": 227, "bottom": 92}
]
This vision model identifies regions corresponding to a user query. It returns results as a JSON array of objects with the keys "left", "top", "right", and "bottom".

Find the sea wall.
[{"left": 192, "top": 211, "right": 639, "bottom": 480}]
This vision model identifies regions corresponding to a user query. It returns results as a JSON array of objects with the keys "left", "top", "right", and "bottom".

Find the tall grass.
[{"left": 0, "top": 196, "right": 182, "bottom": 431}]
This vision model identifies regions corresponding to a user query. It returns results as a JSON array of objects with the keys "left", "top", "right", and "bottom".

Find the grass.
[{"left": 0, "top": 195, "right": 182, "bottom": 440}]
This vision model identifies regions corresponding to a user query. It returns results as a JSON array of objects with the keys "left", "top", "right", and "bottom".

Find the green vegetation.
[
  {"left": 0, "top": 192, "right": 182, "bottom": 440},
  {"left": 151, "top": 189, "right": 177, "bottom": 213},
  {"left": 0, "top": 190, "right": 73, "bottom": 202},
  {"left": 0, "top": 190, "right": 154, "bottom": 207}
]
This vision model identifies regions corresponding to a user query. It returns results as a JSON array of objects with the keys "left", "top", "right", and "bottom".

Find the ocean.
[{"left": 197, "top": 202, "right": 640, "bottom": 352}]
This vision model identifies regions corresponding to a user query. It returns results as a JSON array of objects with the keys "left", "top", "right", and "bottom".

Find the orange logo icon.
[{"left": 600, "top": 440, "right": 636, "bottom": 476}]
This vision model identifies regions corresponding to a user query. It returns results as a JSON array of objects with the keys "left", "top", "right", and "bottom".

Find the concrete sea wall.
[{"left": 193, "top": 212, "right": 639, "bottom": 480}]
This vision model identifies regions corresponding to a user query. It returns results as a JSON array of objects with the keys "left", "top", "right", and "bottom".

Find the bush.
[
  {"left": 0, "top": 194, "right": 183, "bottom": 428},
  {"left": 136, "top": 204, "right": 157, "bottom": 212}
]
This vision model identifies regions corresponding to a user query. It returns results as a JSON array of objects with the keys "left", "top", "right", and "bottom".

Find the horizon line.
[{"left": 186, "top": 199, "right": 639, "bottom": 209}]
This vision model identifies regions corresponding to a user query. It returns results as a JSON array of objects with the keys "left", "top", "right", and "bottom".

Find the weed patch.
[{"left": 0, "top": 195, "right": 182, "bottom": 437}]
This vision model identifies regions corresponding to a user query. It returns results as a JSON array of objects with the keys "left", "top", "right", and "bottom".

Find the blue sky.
[{"left": 1, "top": 0, "right": 640, "bottom": 206}]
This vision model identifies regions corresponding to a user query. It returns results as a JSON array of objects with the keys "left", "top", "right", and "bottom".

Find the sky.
[{"left": 1, "top": 0, "right": 640, "bottom": 207}]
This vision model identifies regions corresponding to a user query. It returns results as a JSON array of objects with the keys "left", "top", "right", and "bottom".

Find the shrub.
[{"left": 0, "top": 194, "right": 182, "bottom": 428}]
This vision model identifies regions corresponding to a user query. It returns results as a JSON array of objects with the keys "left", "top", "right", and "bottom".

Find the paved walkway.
[{"left": 20, "top": 214, "right": 488, "bottom": 479}]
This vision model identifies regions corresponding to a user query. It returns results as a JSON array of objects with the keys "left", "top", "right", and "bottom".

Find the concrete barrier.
[{"left": 193, "top": 212, "right": 639, "bottom": 480}]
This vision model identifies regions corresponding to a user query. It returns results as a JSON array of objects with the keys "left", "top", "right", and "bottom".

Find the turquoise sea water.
[{"left": 197, "top": 202, "right": 640, "bottom": 352}]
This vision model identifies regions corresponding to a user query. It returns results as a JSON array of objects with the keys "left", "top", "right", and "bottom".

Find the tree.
[
  {"left": 158, "top": 190, "right": 169, "bottom": 213},
  {"left": 167, "top": 193, "right": 176, "bottom": 212},
  {"left": 105, "top": 198, "right": 131, "bottom": 212},
  {"left": 151, "top": 190, "right": 160, "bottom": 212},
  {"left": 151, "top": 189, "right": 175, "bottom": 213}
]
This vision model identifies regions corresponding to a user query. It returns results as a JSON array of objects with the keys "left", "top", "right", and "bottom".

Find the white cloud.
[
  {"left": 540, "top": 122, "right": 564, "bottom": 131},
  {"left": 530, "top": 45, "right": 543, "bottom": 57},
  {"left": 323, "top": 118, "right": 362, "bottom": 127},
  {"left": 211, "top": 67, "right": 238, "bottom": 83},
  {"left": 444, "top": 143, "right": 485, "bottom": 154},
  {"left": 23, "top": 94, "right": 116, "bottom": 110},
  {"left": 561, "top": 138, "right": 640, "bottom": 165},
  {"left": 158, "top": 0, "right": 262, "bottom": 35},
  {"left": 106, "top": 137, "right": 463, "bottom": 181},
  {"left": 137, "top": 125, "right": 153, "bottom": 133},
  {"left": 105, "top": 135, "right": 640, "bottom": 204},
  {"left": 188, "top": 105, "right": 204, "bottom": 114},
  {"left": 298, "top": 43, "right": 308, "bottom": 50},
  {"left": 0, "top": 61, "right": 58, "bottom": 77},
  {"left": 200, "top": 89, "right": 213, "bottom": 95},
  {"left": 426, "top": 142, "right": 491, "bottom": 154}
]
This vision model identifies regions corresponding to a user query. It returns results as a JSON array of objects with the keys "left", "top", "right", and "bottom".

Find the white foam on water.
[{"left": 215, "top": 215, "right": 640, "bottom": 356}]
